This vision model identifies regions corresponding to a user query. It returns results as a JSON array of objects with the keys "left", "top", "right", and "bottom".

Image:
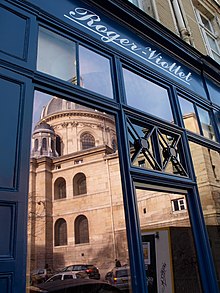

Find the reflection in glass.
[
  {"left": 135, "top": 187, "right": 202, "bottom": 292},
  {"left": 178, "top": 97, "right": 199, "bottom": 134},
  {"left": 26, "top": 91, "right": 131, "bottom": 292},
  {"left": 79, "top": 46, "right": 113, "bottom": 98},
  {"left": 37, "top": 29, "right": 114, "bottom": 99},
  {"left": 127, "top": 118, "right": 188, "bottom": 176},
  {"left": 123, "top": 68, "right": 173, "bottom": 122},
  {"left": 214, "top": 110, "right": 220, "bottom": 134},
  {"left": 179, "top": 96, "right": 216, "bottom": 141},
  {"left": 37, "top": 27, "right": 77, "bottom": 82},
  {"left": 189, "top": 142, "right": 220, "bottom": 290},
  {"left": 197, "top": 107, "right": 216, "bottom": 141}
]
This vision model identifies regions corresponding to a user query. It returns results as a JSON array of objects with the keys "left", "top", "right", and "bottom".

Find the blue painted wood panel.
[
  {"left": 0, "top": 75, "right": 21, "bottom": 189},
  {"left": 0, "top": 5, "right": 27, "bottom": 60},
  {"left": 0, "top": 203, "right": 15, "bottom": 258}
]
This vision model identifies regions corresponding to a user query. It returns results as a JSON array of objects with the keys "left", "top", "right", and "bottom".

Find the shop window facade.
[
  {"left": 2, "top": 0, "right": 220, "bottom": 292},
  {"left": 24, "top": 11, "right": 220, "bottom": 293},
  {"left": 54, "top": 218, "right": 68, "bottom": 246},
  {"left": 74, "top": 215, "right": 89, "bottom": 244}
]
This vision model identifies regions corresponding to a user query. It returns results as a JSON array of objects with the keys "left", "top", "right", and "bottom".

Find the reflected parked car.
[
  {"left": 27, "top": 278, "right": 122, "bottom": 293},
  {"left": 61, "top": 264, "right": 100, "bottom": 280},
  {"left": 105, "top": 266, "right": 130, "bottom": 292},
  {"left": 30, "top": 268, "right": 54, "bottom": 285},
  {"left": 45, "top": 271, "right": 89, "bottom": 283}
]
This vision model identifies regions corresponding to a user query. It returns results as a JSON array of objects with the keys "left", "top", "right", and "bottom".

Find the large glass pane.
[
  {"left": 197, "top": 106, "right": 216, "bottom": 141},
  {"left": 37, "top": 27, "right": 77, "bottom": 82},
  {"left": 26, "top": 91, "right": 131, "bottom": 292},
  {"left": 189, "top": 142, "right": 220, "bottom": 290},
  {"left": 135, "top": 187, "right": 202, "bottom": 292},
  {"left": 178, "top": 97, "right": 200, "bottom": 134},
  {"left": 123, "top": 68, "right": 173, "bottom": 122},
  {"left": 79, "top": 45, "right": 113, "bottom": 98}
]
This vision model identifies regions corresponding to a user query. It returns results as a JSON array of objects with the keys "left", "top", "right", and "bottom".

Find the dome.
[
  {"left": 41, "top": 97, "right": 95, "bottom": 119},
  {"left": 33, "top": 120, "right": 55, "bottom": 135}
]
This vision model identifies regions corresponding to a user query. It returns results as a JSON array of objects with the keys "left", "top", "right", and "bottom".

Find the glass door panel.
[
  {"left": 26, "top": 91, "right": 132, "bottom": 292},
  {"left": 135, "top": 186, "right": 202, "bottom": 293}
]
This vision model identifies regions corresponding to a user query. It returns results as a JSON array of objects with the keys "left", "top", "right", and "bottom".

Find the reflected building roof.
[{"left": 41, "top": 97, "right": 95, "bottom": 118}]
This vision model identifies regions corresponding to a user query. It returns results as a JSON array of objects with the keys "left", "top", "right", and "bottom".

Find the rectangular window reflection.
[
  {"left": 26, "top": 91, "right": 131, "bottom": 292},
  {"left": 189, "top": 142, "right": 220, "bottom": 289},
  {"left": 135, "top": 187, "right": 202, "bottom": 293},
  {"left": 197, "top": 107, "right": 216, "bottom": 141},
  {"left": 79, "top": 45, "right": 113, "bottom": 99},
  {"left": 37, "top": 27, "right": 77, "bottom": 82},
  {"left": 179, "top": 96, "right": 216, "bottom": 141},
  {"left": 178, "top": 96, "right": 200, "bottom": 134},
  {"left": 123, "top": 68, "right": 173, "bottom": 123},
  {"left": 37, "top": 28, "right": 114, "bottom": 99}
]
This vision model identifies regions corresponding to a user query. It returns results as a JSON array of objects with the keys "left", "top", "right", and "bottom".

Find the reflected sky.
[
  {"left": 79, "top": 45, "right": 113, "bottom": 98},
  {"left": 37, "top": 27, "right": 76, "bottom": 82},
  {"left": 123, "top": 68, "right": 173, "bottom": 122},
  {"left": 32, "top": 91, "right": 51, "bottom": 131}
]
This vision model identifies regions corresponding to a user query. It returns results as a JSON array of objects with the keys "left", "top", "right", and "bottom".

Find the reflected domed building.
[
  {"left": 31, "top": 97, "right": 117, "bottom": 158},
  {"left": 28, "top": 96, "right": 126, "bottom": 276}
]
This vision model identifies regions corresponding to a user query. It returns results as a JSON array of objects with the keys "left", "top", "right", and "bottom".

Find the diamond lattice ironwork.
[{"left": 127, "top": 119, "right": 188, "bottom": 176}]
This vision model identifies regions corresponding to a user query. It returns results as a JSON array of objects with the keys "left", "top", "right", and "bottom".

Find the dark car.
[
  {"left": 27, "top": 278, "right": 121, "bottom": 293},
  {"left": 61, "top": 264, "right": 100, "bottom": 280},
  {"left": 105, "top": 266, "right": 130, "bottom": 292}
]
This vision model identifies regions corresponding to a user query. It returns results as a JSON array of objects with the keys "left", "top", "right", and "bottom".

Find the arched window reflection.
[
  {"left": 81, "top": 133, "right": 95, "bottom": 150},
  {"left": 34, "top": 139, "right": 39, "bottom": 151},
  {"left": 75, "top": 215, "right": 89, "bottom": 244},
  {"left": 73, "top": 173, "right": 87, "bottom": 196},
  {"left": 42, "top": 138, "right": 47, "bottom": 150},
  {"left": 54, "top": 218, "right": 67, "bottom": 246},
  {"left": 54, "top": 177, "right": 66, "bottom": 199}
]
